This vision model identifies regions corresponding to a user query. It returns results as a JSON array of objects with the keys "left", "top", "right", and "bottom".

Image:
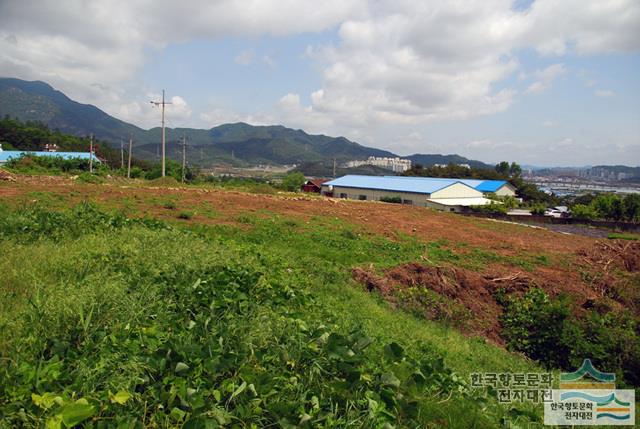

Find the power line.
[{"left": 150, "top": 90, "right": 172, "bottom": 177}]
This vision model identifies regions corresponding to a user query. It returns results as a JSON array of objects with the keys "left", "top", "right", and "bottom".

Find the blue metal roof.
[
  {"left": 470, "top": 180, "right": 509, "bottom": 192},
  {"left": 382, "top": 176, "right": 508, "bottom": 193},
  {"left": 0, "top": 151, "right": 97, "bottom": 163},
  {"left": 323, "top": 175, "right": 477, "bottom": 195}
]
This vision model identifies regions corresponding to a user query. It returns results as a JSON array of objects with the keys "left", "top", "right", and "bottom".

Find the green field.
[{"left": 0, "top": 200, "right": 555, "bottom": 428}]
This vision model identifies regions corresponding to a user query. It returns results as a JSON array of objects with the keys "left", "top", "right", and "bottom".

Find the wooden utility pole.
[
  {"left": 89, "top": 134, "right": 94, "bottom": 173},
  {"left": 150, "top": 90, "right": 172, "bottom": 177},
  {"left": 127, "top": 135, "right": 133, "bottom": 179},
  {"left": 181, "top": 134, "right": 187, "bottom": 183}
]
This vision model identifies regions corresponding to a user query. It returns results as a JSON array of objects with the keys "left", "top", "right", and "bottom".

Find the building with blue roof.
[
  {"left": 382, "top": 176, "right": 516, "bottom": 196},
  {"left": 321, "top": 175, "right": 498, "bottom": 212},
  {"left": 0, "top": 149, "right": 98, "bottom": 165}
]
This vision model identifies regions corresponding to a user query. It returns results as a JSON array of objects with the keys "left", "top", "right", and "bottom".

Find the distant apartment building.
[
  {"left": 581, "top": 167, "right": 637, "bottom": 181},
  {"left": 434, "top": 163, "right": 471, "bottom": 169},
  {"left": 345, "top": 156, "right": 412, "bottom": 173}
]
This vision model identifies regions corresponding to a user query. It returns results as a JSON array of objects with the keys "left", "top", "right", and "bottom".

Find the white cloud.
[
  {"left": 234, "top": 49, "right": 254, "bottom": 66},
  {"left": 278, "top": 0, "right": 637, "bottom": 132},
  {"left": 542, "top": 120, "right": 557, "bottom": 127},
  {"left": 524, "top": 63, "right": 566, "bottom": 94},
  {"left": 524, "top": 0, "right": 640, "bottom": 56},
  {"left": 0, "top": 0, "right": 367, "bottom": 125},
  {"left": 262, "top": 55, "right": 277, "bottom": 68},
  {"left": 0, "top": 0, "right": 638, "bottom": 165},
  {"left": 595, "top": 89, "right": 615, "bottom": 97}
]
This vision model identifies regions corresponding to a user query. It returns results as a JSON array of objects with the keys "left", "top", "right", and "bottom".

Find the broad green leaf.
[
  {"left": 183, "top": 417, "right": 220, "bottom": 429},
  {"left": 61, "top": 401, "right": 97, "bottom": 427},
  {"left": 45, "top": 414, "right": 63, "bottom": 429},
  {"left": 175, "top": 362, "right": 190, "bottom": 373},
  {"left": 229, "top": 381, "right": 247, "bottom": 401},
  {"left": 380, "top": 372, "right": 401, "bottom": 388},
  {"left": 109, "top": 390, "right": 132, "bottom": 405},
  {"left": 32, "top": 392, "right": 64, "bottom": 410},
  {"left": 170, "top": 407, "right": 186, "bottom": 422},
  {"left": 383, "top": 342, "right": 404, "bottom": 362}
]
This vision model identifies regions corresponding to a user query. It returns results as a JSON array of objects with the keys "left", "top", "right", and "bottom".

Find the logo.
[
  {"left": 544, "top": 359, "right": 635, "bottom": 426},
  {"left": 559, "top": 359, "right": 616, "bottom": 389}
]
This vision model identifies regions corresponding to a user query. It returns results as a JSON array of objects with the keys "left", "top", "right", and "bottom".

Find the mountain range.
[{"left": 0, "top": 77, "right": 493, "bottom": 170}]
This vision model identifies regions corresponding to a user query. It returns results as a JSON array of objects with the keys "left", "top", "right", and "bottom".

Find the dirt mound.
[
  {"left": 352, "top": 263, "right": 540, "bottom": 343},
  {"left": 0, "top": 169, "right": 16, "bottom": 182},
  {"left": 577, "top": 240, "right": 640, "bottom": 311}
]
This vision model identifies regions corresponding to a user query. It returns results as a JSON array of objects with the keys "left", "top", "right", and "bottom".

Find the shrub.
[
  {"left": 76, "top": 172, "right": 105, "bottom": 184},
  {"left": 500, "top": 288, "right": 574, "bottom": 368},
  {"left": 280, "top": 171, "right": 306, "bottom": 192},
  {"left": 177, "top": 210, "right": 194, "bottom": 220},
  {"left": 145, "top": 160, "right": 198, "bottom": 182},
  {"left": 162, "top": 200, "right": 177, "bottom": 210},
  {"left": 529, "top": 203, "right": 546, "bottom": 215},
  {"left": 570, "top": 204, "right": 597, "bottom": 220},
  {"left": 470, "top": 203, "right": 507, "bottom": 214},
  {"left": 500, "top": 288, "right": 640, "bottom": 386}
]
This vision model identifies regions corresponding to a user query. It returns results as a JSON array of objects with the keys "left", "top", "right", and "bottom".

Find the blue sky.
[{"left": 0, "top": 0, "right": 638, "bottom": 166}]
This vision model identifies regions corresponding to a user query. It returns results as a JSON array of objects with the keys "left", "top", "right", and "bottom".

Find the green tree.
[
  {"left": 509, "top": 162, "right": 522, "bottom": 178},
  {"left": 495, "top": 161, "right": 510, "bottom": 176},
  {"left": 623, "top": 194, "right": 640, "bottom": 222},
  {"left": 145, "top": 159, "right": 198, "bottom": 182},
  {"left": 281, "top": 171, "right": 306, "bottom": 192},
  {"left": 570, "top": 204, "right": 597, "bottom": 220},
  {"left": 610, "top": 198, "right": 625, "bottom": 221}
]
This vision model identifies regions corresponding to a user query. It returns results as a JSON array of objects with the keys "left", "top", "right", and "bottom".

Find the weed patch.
[{"left": 0, "top": 204, "right": 534, "bottom": 427}]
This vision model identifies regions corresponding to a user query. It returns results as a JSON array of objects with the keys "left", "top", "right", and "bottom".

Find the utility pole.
[
  {"left": 119, "top": 138, "right": 123, "bottom": 169},
  {"left": 150, "top": 90, "right": 172, "bottom": 177},
  {"left": 333, "top": 158, "right": 336, "bottom": 178},
  {"left": 120, "top": 138, "right": 124, "bottom": 169},
  {"left": 181, "top": 134, "right": 187, "bottom": 183},
  {"left": 127, "top": 135, "right": 133, "bottom": 179},
  {"left": 89, "top": 134, "right": 94, "bottom": 173}
]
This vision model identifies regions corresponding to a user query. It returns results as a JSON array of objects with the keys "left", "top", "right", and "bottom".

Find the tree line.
[{"left": 569, "top": 193, "right": 640, "bottom": 222}]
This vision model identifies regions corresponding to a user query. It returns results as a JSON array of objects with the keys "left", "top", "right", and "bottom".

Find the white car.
[{"left": 544, "top": 209, "right": 563, "bottom": 218}]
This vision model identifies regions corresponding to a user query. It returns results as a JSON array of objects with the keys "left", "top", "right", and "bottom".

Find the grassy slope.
[{"left": 1, "top": 181, "right": 578, "bottom": 427}]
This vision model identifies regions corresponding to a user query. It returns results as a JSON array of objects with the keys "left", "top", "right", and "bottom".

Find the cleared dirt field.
[
  {"left": 1, "top": 174, "right": 638, "bottom": 344},
  {"left": 0, "top": 175, "right": 594, "bottom": 255}
]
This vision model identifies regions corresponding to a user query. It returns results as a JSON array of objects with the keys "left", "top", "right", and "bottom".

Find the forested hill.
[
  {"left": 0, "top": 77, "right": 492, "bottom": 169},
  {"left": 0, "top": 117, "right": 147, "bottom": 169}
]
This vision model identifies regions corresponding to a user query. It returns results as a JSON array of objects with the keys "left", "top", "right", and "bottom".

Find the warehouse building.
[{"left": 321, "top": 175, "right": 499, "bottom": 212}]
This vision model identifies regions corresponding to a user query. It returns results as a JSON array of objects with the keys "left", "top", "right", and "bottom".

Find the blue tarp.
[{"left": 0, "top": 151, "right": 97, "bottom": 163}]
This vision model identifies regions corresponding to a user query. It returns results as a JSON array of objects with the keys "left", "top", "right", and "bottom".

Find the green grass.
[
  {"left": 608, "top": 232, "right": 640, "bottom": 241},
  {"left": 0, "top": 203, "right": 546, "bottom": 428}
]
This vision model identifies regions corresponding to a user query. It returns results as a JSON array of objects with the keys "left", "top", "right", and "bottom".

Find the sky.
[{"left": 0, "top": 0, "right": 639, "bottom": 166}]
